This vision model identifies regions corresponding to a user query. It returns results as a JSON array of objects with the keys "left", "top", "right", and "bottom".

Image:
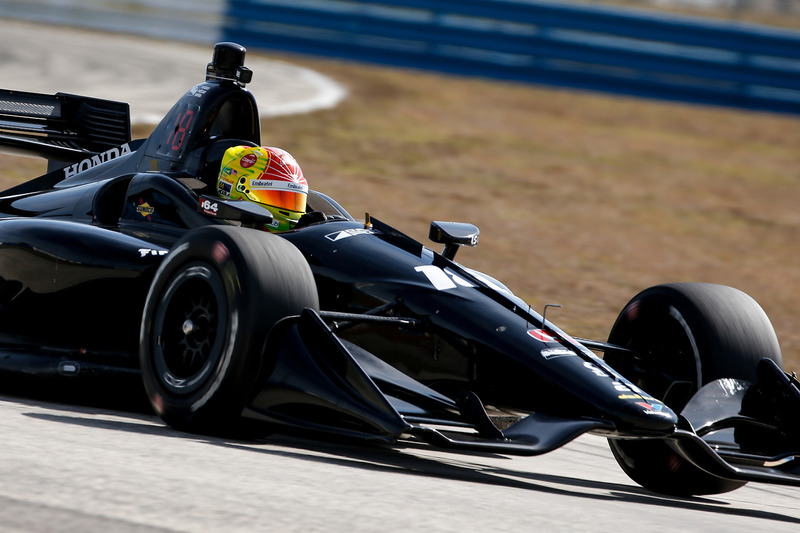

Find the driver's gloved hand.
[{"left": 295, "top": 211, "right": 327, "bottom": 228}]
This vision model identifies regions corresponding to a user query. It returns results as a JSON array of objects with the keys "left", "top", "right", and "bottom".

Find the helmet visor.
[{"left": 246, "top": 180, "right": 308, "bottom": 213}]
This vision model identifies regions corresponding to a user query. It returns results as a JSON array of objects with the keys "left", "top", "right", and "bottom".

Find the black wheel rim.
[
  {"left": 151, "top": 263, "right": 229, "bottom": 395},
  {"left": 610, "top": 302, "right": 701, "bottom": 412}
]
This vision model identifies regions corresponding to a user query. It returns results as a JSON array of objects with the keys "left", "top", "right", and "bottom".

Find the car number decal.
[{"left": 415, "top": 265, "right": 474, "bottom": 291}]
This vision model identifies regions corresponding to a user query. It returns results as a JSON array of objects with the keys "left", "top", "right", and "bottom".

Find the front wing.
[{"left": 245, "top": 308, "right": 800, "bottom": 488}]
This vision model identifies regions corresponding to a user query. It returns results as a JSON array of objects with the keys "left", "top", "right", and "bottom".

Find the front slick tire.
[
  {"left": 605, "top": 282, "right": 782, "bottom": 496},
  {"left": 140, "top": 225, "right": 318, "bottom": 436}
]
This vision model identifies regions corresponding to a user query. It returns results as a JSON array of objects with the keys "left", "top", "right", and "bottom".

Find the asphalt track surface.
[
  {"left": 1, "top": 18, "right": 800, "bottom": 533},
  {"left": 2, "top": 393, "right": 800, "bottom": 533}
]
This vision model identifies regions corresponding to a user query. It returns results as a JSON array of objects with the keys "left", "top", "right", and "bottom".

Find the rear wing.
[{"left": 0, "top": 89, "right": 131, "bottom": 165}]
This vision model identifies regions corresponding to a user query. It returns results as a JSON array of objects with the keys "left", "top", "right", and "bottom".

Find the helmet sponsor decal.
[
  {"left": 240, "top": 152, "right": 258, "bottom": 168},
  {"left": 218, "top": 180, "right": 232, "bottom": 197},
  {"left": 250, "top": 179, "right": 309, "bottom": 193}
]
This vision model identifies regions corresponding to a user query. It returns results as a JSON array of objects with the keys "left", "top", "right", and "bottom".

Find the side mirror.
[
  {"left": 198, "top": 194, "right": 273, "bottom": 229},
  {"left": 429, "top": 220, "right": 479, "bottom": 260}
]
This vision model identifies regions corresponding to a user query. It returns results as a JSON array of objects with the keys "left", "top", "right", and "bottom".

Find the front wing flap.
[
  {"left": 612, "top": 360, "right": 800, "bottom": 488},
  {"left": 666, "top": 427, "right": 800, "bottom": 487}
]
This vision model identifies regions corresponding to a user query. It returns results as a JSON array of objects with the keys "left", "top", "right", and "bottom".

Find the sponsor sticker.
[
  {"left": 583, "top": 361, "right": 608, "bottom": 377},
  {"left": 58, "top": 361, "right": 80, "bottom": 375},
  {"left": 249, "top": 179, "right": 308, "bottom": 193},
  {"left": 218, "top": 180, "right": 232, "bottom": 197},
  {"left": 540, "top": 348, "right": 576, "bottom": 359},
  {"left": 618, "top": 394, "right": 658, "bottom": 401},
  {"left": 138, "top": 248, "right": 168, "bottom": 258},
  {"left": 325, "top": 228, "right": 376, "bottom": 241},
  {"left": 136, "top": 201, "right": 155, "bottom": 218},
  {"left": 638, "top": 403, "right": 672, "bottom": 417},
  {"left": 188, "top": 86, "right": 209, "bottom": 98},
  {"left": 636, "top": 401, "right": 664, "bottom": 411},
  {"left": 63, "top": 143, "right": 132, "bottom": 179},
  {"left": 527, "top": 329, "right": 557, "bottom": 343},
  {"left": 200, "top": 199, "right": 219, "bottom": 216}
]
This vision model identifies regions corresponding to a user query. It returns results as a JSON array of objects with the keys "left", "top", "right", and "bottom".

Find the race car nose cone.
[{"left": 617, "top": 400, "right": 679, "bottom": 433}]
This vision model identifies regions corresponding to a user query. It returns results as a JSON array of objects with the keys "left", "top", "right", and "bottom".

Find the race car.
[{"left": 0, "top": 42, "right": 798, "bottom": 496}]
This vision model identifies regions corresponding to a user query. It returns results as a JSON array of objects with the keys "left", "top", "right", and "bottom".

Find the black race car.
[{"left": 0, "top": 42, "right": 798, "bottom": 496}]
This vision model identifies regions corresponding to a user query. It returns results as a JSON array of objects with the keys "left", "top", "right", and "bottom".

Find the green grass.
[{"left": 4, "top": 51, "right": 800, "bottom": 371}]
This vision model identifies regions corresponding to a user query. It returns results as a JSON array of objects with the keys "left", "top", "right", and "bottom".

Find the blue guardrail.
[{"left": 223, "top": 0, "right": 800, "bottom": 115}]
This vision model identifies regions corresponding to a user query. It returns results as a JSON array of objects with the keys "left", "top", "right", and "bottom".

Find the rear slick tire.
[
  {"left": 139, "top": 225, "right": 318, "bottom": 436},
  {"left": 604, "top": 282, "right": 782, "bottom": 496}
]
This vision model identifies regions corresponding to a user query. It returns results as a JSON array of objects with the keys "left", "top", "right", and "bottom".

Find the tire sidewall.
[
  {"left": 608, "top": 282, "right": 782, "bottom": 393},
  {"left": 605, "top": 282, "right": 782, "bottom": 495},
  {"left": 140, "top": 225, "right": 318, "bottom": 431}
]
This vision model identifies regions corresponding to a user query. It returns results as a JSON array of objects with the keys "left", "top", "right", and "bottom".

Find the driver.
[{"left": 216, "top": 145, "right": 309, "bottom": 232}]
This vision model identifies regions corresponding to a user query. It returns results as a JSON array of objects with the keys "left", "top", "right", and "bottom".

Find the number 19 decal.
[
  {"left": 416, "top": 265, "right": 512, "bottom": 294},
  {"left": 415, "top": 265, "right": 474, "bottom": 291}
]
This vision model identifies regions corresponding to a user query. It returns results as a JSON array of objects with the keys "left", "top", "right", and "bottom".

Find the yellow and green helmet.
[{"left": 217, "top": 145, "right": 309, "bottom": 232}]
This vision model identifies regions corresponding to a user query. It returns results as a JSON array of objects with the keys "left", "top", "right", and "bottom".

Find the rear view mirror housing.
[{"left": 429, "top": 220, "right": 479, "bottom": 260}]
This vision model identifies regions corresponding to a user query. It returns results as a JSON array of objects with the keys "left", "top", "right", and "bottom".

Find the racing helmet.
[{"left": 217, "top": 145, "right": 308, "bottom": 232}]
